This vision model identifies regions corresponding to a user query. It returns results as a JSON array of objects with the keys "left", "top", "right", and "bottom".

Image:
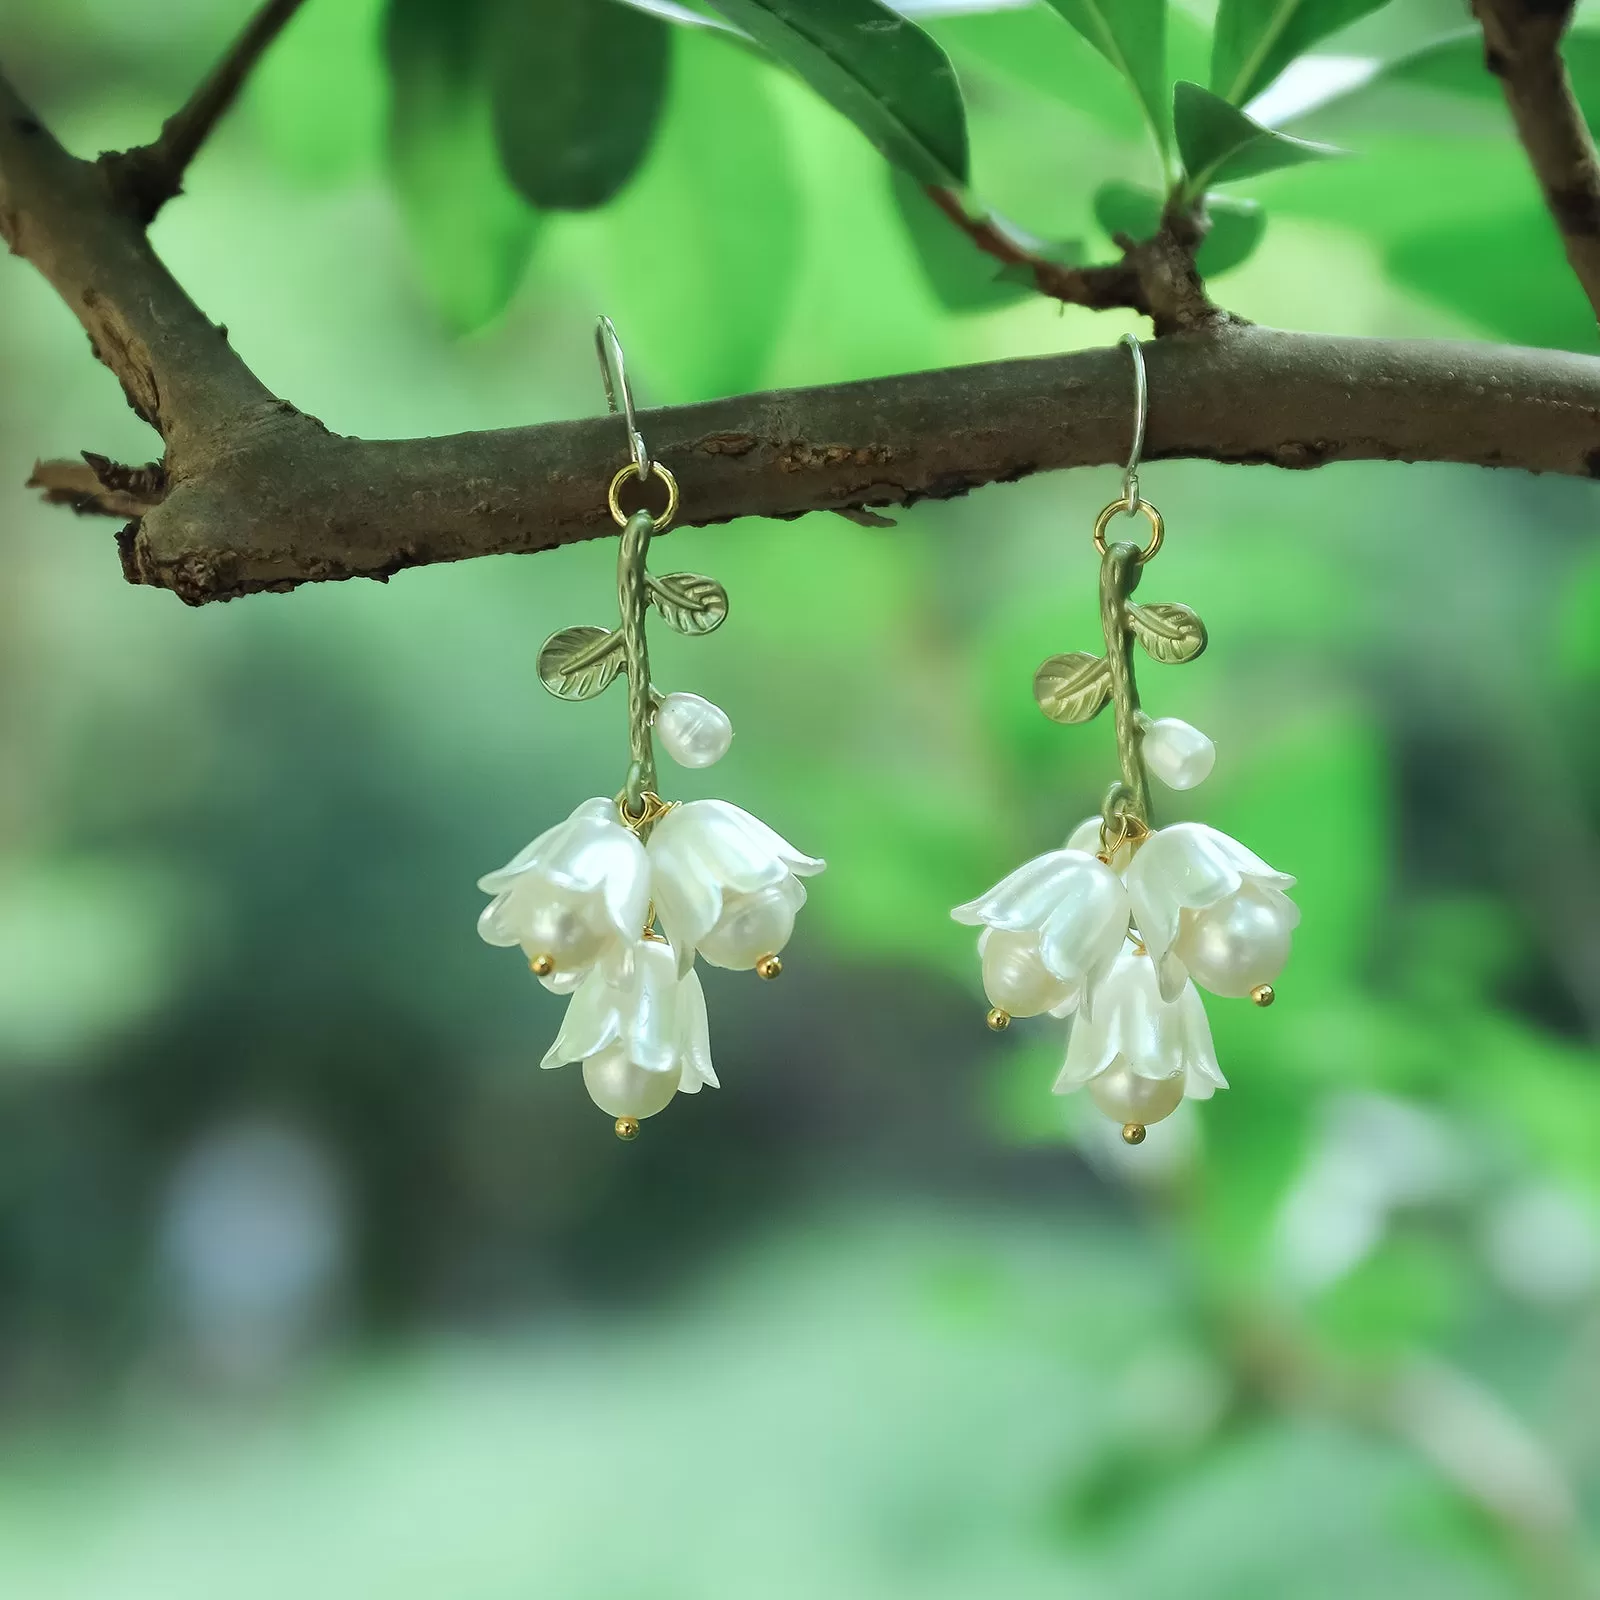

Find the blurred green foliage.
[{"left": 1, "top": 0, "right": 1599, "bottom": 1595}]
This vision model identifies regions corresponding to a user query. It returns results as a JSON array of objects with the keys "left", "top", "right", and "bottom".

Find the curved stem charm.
[
  {"left": 1032, "top": 498, "right": 1206, "bottom": 841},
  {"left": 1098, "top": 539, "right": 1150, "bottom": 828},
  {"left": 617, "top": 508, "right": 658, "bottom": 815}
]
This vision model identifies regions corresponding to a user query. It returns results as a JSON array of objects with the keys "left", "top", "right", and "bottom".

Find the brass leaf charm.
[
  {"left": 646, "top": 572, "right": 729, "bottom": 636},
  {"left": 538, "top": 625, "right": 624, "bottom": 700},
  {"left": 1126, "top": 601, "right": 1207, "bottom": 665},
  {"left": 1034, "top": 651, "right": 1113, "bottom": 724}
]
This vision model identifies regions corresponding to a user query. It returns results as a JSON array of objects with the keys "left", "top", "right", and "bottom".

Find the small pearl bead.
[
  {"left": 655, "top": 693, "right": 733, "bottom": 768},
  {"left": 1175, "top": 884, "right": 1293, "bottom": 999},
  {"left": 582, "top": 1044, "right": 681, "bottom": 1119},
  {"left": 1088, "top": 1060, "right": 1186, "bottom": 1125},
  {"left": 515, "top": 888, "right": 610, "bottom": 973},
  {"left": 981, "top": 930, "right": 1076, "bottom": 1017},
  {"left": 1142, "top": 718, "right": 1215, "bottom": 790},
  {"left": 699, "top": 884, "right": 797, "bottom": 969}
]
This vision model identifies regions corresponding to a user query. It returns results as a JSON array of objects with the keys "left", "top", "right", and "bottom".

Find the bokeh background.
[{"left": 3, "top": 0, "right": 1600, "bottom": 1594}]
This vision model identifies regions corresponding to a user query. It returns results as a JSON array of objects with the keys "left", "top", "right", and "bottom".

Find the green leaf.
[
  {"left": 646, "top": 573, "right": 729, "bottom": 635},
  {"left": 1385, "top": 204, "right": 1598, "bottom": 351},
  {"left": 1174, "top": 80, "right": 1341, "bottom": 192},
  {"left": 1092, "top": 180, "right": 1266, "bottom": 275},
  {"left": 1126, "top": 600, "right": 1208, "bottom": 663},
  {"left": 1210, "top": 0, "right": 1392, "bottom": 107},
  {"left": 1033, "top": 652, "right": 1112, "bottom": 724},
  {"left": 1041, "top": 0, "right": 1170, "bottom": 153},
  {"left": 593, "top": 28, "right": 801, "bottom": 398},
  {"left": 537, "top": 626, "right": 625, "bottom": 700},
  {"left": 700, "top": 0, "right": 969, "bottom": 186},
  {"left": 384, "top": 0, "right": 540, "bottom": 333},
  {"left": 889, "top": 169, "right": 1037, "bottom": 312},
  {"left": 490, "top": 0, "right": 671, "bottom": 210},
  {"left": 932, "top": 5, "right": 1211, "bottom": 141},
  {"left": 1283, "top": 27, "right": 1600, "bottom": 132}
]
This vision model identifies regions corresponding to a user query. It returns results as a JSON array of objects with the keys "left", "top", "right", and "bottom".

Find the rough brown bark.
[
  {"left": 96, "top": 331, "right": 1600, "bottom": 604},
  {"left": 7, "top": 56, "right": 1600, "bottom": 606}
]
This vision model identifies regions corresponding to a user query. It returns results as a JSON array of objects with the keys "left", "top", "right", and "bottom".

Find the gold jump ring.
[
  {"left": 1092, "top": 498, "right": 1163, "bottom": 563},
  {"left": 608, "top": 461, "right": 679, "bottom": 531}
]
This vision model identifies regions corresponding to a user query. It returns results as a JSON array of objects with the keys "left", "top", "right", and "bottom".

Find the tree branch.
[
  {"left": 85, "top": 330, "right": 1600, "bottom": 604},
  {"left": 99, "top": 0, "right": 310, "bottom": 223},
  {"left": 922, "top": 186, "right": 1224, "bottom": 335},
  {"left": 1474, "top": 0, "right": 1600, "bottom": 324},
  {"left": 6, "top": 60, "right": 1600, "bottom": 605}
]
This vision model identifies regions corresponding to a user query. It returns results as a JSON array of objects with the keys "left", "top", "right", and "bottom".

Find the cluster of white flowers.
[
  {"left": 477, "top": 779, "right": 823, "bottom": 1136},
  {"left": 952, "top": 720, "right": 1297, "bottom": 1142}
]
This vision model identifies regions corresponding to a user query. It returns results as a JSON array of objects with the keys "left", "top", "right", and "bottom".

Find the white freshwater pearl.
[
  {"left": 516, "top": 888, "right": 612, "bottom": 973},
  {"left": 1088, "top": 1060, "right": 1186, "bottom": 1125},
  {"left": 582, "top": 1044, "right": 682, "bottom": 1119},
  {"left": 1174, "top": 883, "right": 1293, "bottom": 998},
  {"left": 699, "top": 884, "right": 797, "bottom": 969},
  {"left": 1141, "top": 718, "right": 1215, "bottom": 790},
  {"left": 655, "top": 693, "right": 733, "bottom": 768},
  {"left": 981, "top": 930, "right": 1076, "bottom": 1017}
]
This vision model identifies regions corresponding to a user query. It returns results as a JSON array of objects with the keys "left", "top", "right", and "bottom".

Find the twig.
[
  {"left": 922, "top": 187, "right": 1225, "bottom": 334},
  {"left": 28, "top": 455, "right": 166, "bottom": 518},
  {"left": 1474, "top": 0, "right": 1600, "bottom": 325},
  {"left": 100, "top": 0, "right": 310, "bottom": 222}
]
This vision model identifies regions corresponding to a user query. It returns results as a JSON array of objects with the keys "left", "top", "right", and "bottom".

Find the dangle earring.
[
  {"left": 475, "top": 318, "right": 825, "bottom": 1139},
  {"left": 952, "top": 335, "right": 1299, "bottom": 1145}
]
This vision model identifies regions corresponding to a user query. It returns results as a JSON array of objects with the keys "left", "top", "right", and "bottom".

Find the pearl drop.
[
  {"left": 655, "top": 693, "right": 733, "bottom": 769},
  {"left": 698, "top": 884, "right": 797, "bottom": 970},
  {"left": 1141, "top": 718, "right": 1215, "bottom": 790},
  {"left": 582, "top": 1044, "right": 681, "bottom": 1119},
  {"left": 1088, "top": 1060, "right": 1186, "bottom": 1125},
  {"left": 516, "top": 888, "right": 611, "bottom": 973},
  {"left": 1174, "top": 883, "right": 1293, "bottom": 999},
  {"left": 981, "top": 930, "right": 1076, "bottom": 1017}
]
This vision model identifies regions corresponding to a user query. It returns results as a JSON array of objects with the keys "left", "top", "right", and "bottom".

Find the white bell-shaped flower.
[
  {"left": 647, "top": 800, "right": 825, "bottom": 975},
  {"left": 951, "top": 849, "right": 1130, "bottom": 1018},
  {"left": 541, "top": 939, "right": 717, "bottom": 1121},
  {"left": 1126, "top": 821, "right": 1298, "bottom": 1002},
  {"left": 1053, "top": 944, "right": 1226, "bottom": 1129},
  {"left": 477, "top": 797, "right": 651, "bottom": 987}
]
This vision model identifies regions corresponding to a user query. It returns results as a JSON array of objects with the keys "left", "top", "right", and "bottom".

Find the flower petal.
[
  {"left": 598, "top": 834, "right": 652, "bottom": 939},
  {"left": 623, "top": 941, "right": 685, "bottom": 1075},
  {"left": 1036, "top": 861, "right": 1131, "bottom": 989},
  {"left": 1160, "top": 977, "right": 1225, "bottom": 1097},
  {"left": 476, "top": 894, "right": 523, "bottom": 948},
  {"left": 953, "top": 849, "right": 1119, "bottom": 934},
  {"left": 649, "top": 831, "right": 725, "bottom": 978},
  {"left": 1053, "top": 1006, "right": 1115, "bottom": 1094},
  {"left": 693, "top": 800, "right": 825, "bottom": 877},
  {"left": 651, "top": 801, "right": 789, "bottom": 897},
  {"left": 677, "top": 969, "right": 718, "bottom": 1091},
  {"left": 540, "top": 969, "right": 621, "bottom": 1070},
  {"left": 476, "top": 798, "right": 619, "bottom": 892}
]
